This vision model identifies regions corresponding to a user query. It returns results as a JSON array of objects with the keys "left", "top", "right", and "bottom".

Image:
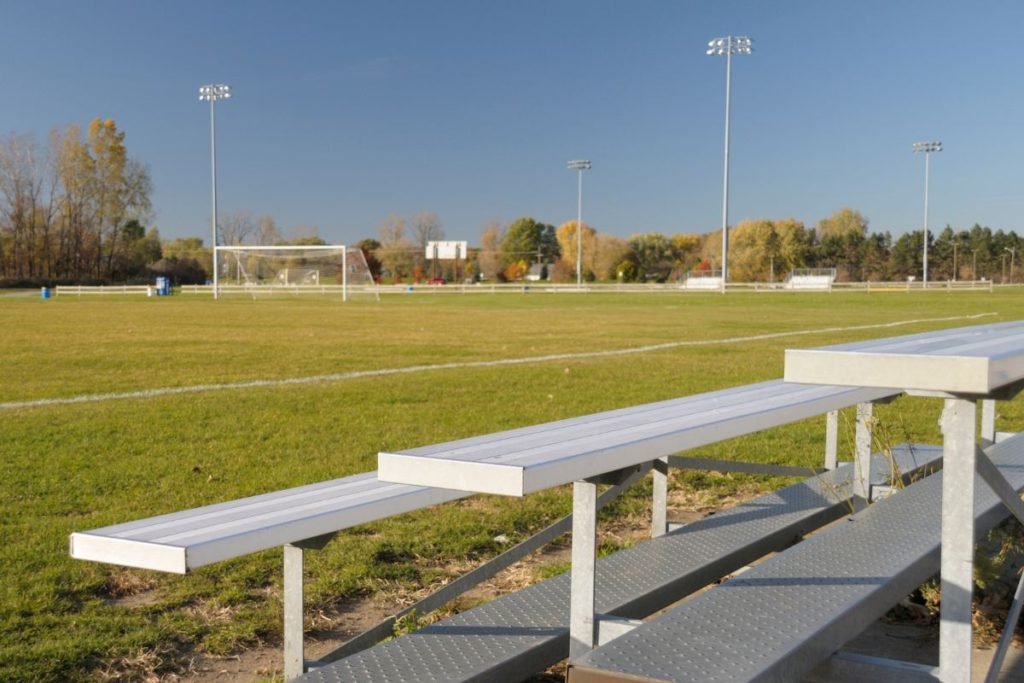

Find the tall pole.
[
  {"left": 210, "top": 97, "right": 218, "bottom": 298},
  {"left": 568, "top": 160, "right": 592, "bottom": 288},
  {"left": 913, "top": 141, "right": 942, "bottom": 288},
  {"left": 924, "top": 152, "right": 930, "bottom": 286},
  {"left": 199, "top": 84, "right": 231, "bottom": 299},
  {"left": 708, "top": 36, "right": 752, "bottom": 292},
  {"left": 721, "top": 42, "right": 732, "bottom": 291},
  {"left": 577, "top": 169, "right": 583, "bottom": 287}
]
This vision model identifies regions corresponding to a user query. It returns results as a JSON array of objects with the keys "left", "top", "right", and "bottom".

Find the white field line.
[{"left": 1, "top": 312, "right": 996, "bottom": 412}]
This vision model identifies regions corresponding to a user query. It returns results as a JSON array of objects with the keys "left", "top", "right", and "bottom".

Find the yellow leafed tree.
[{"left": 555, "top": 220, "right": 597, "bottom": 277}]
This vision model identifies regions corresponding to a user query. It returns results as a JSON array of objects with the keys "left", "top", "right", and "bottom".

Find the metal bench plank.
[
  {"left": 297, "top": 445, "right": 939, "bottom": 683},
  {"left": 379, "top": 381, "right": 893, "bottom": 496},
  {"left": 785, "top": 320, "right": 1024, "bottom": 394},
  {"left": 397, "top": 381, "right": 803, "bottom": 460},
  {"left": 70, "top": 476, "right": 465, "bottom": 573},
  {"left": 568, "top": 433, "right": 1024, "bottom": 683},
  {"left": 73, "top": 381, "right": 893, "bottom": 573}
]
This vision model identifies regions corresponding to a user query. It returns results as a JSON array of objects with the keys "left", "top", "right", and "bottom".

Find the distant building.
[{"left": 525, "top": 264, "right": 550, "bottom": 282}]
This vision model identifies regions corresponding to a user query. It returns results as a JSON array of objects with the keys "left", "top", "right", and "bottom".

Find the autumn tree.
[
  {"left": 255, "top": 215, "right": 283, "bottom": 245},
  {"left": 729, "top": 219, "right": 776, "bottom": 282},
  {"left": 0, "top": 133, "right": 55, "bottom": 280},
  {"left": 772, "top": 218, "right": 811, "bottom": 276},
  {"left": 110, "top": 220, "right": 161, "bottom": 281},
  {"left": 0, "top": 118, "right": 152, "bottom": 282},
  {"left": 628, "top": 232, "right": 675, "bottom": 281},
  {"left": 670, "top": 234, "right": 702, "bottom": 275},
  {"left": 698, "top": 228, "right": 724, "bottom": 271},
  {"left": 411, "top": 211, "right": 443, "bottom": 269},
  {"left": 153, "top": 237, "right": 207, "bottom": 285},
  {"left": 219, "top": 210, "right": 256, "bottom": 246},
  {"left": 555, "top": 220, "right": 597, "bottom": 280},
  {"left": 477, "top": 221, "right": 505, "bottom": 281},
  {"left": 376, "top": 213, "right": 414, "bottom": 281},
  {"left": 699, "top": 219, "right": 809, "bottom": 282},
  {"left": 593, "top": 234, "right": 631, "bottom": 281},
  {"left": 356, "top": 238, "right": 383, "bottom": 281},
  {"left": 500, "top": 217, "right": 559, "bottom": 267},
  {"left": 816, "top": 208, "right": 868, "bottom": 240}
]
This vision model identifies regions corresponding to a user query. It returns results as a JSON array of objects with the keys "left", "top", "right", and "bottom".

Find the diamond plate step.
[
  {"left": 299, "top": 445, "right": 940, "bottom": 683},
  {"left": 568, "top": 434, "right": 1024, "bottom": 683}
]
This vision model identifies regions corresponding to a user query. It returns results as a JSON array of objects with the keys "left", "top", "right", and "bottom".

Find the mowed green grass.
[{"left": 2, "top": 290, "right": 1023, "bottom": 681}]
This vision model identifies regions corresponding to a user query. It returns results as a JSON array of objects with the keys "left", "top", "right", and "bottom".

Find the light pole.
[
  {"left": 1006, "top": 247, "right": 1017, "bottom": 284},
  {"left": 199, "top": 83, "right": 231, "bottom": 299},
  {"left": 567, "top": 160, "right": 592, "bottom": 288},
  {"left": 912, "top": 140, "right": 942, "bottom": 287},
  {"left": 707, "top": 35, "right": 753, "bottom": 291}
]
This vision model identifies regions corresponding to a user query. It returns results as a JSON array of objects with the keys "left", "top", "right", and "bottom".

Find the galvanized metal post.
[
  {"left": 570, "top": 480, "right": 598, "bottom": 659},
  {"left": 651, "top": 458, "right": 669, "bottom": 538},
  {"left": 981, "top": 399, "right": 996, "bottom": 448},
  {"left": 854, "top": 403, "right": 873, "bottom": 500},
  {"left": 825, "top": 410, "right": 839, "bottom": 470},
  {"left": 283, "top": 544, "right": 305, "bottom": 680},
  {"left": 939, "top": 398, "right": 977, "bottom": 683},
  {"left": 210, "top": 96, "right": 219, "bottom": 300}
]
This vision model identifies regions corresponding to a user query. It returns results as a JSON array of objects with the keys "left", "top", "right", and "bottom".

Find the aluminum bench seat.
[
  {"left": 71, "top": 381, "right": 889, "bottom": 574},
  {"left": 379, "top": 380, "right": 893, "bottom": 496},
  {"left": 567, "top": 432, "right": 1024, "bottom": 683},
  {"left": 298, "top": 445, "right": 940, "bottom": 683},
  {"left": 70, "top": 473, "right": 467, "bottom": 574}
]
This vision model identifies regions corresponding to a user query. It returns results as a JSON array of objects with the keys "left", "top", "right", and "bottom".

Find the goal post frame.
[{"left": 213, "top": 244, "right": 377, "bottom": 301}]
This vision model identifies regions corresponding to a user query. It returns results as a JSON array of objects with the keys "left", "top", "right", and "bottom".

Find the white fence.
[
  {"left": 55, "top": 285, "right": 154, "bottom": 296},
  {"left": 169, "top": 279, "right": 998, "bottom": 297}
]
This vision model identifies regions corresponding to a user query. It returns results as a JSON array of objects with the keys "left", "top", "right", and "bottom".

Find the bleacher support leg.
[
  {"left": 570, "top": 480, "right": 598, "bottom": 660},
  {"left": 939, "top": 398, "right": 976, "bottom": 683},
  {"left": 284, "top": 544, "right": 305, "bottom": 680},
  {"left": 982, "top": 399, "right": 997, "bottom": 447},
  {"left": 854, "top": 403, "right": 873, "bottom": 500},
  {"left": 825, "top": 410, "right": 839, "bottom": 470},
  {"left": 651, "top": 458, "right": 669, "bottom": 538}
]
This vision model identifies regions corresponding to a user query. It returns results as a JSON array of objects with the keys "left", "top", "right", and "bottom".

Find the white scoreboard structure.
[{"left": 426, "top": 241, "right": 468, "bottom": 260}]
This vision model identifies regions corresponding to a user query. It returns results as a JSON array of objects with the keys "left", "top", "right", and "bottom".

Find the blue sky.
[{"left": 2, "top": 1, "right": 1022, "bottom": 245}]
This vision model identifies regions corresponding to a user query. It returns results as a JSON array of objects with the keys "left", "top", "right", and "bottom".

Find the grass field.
[{"left": 2, "top": 289, "right": 1023, "bottom": 681}]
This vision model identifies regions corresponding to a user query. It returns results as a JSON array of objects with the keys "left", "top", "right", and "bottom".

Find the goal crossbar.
[{"left": 212, "top": 245, "right": 378, "bottom": 301}]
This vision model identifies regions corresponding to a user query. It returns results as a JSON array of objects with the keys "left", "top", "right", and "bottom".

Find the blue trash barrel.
[{"left": 41, "top": 287, "right": 50, "bottom": 299}]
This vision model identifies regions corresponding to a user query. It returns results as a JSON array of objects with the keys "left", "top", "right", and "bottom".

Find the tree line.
[
  {"left": 2, "top": 120, "right": 1021, "bottom": 286},
  {"left": 0, "top": 119, "right": 155, "bottom": 285},
  {"left": 369, "top": 208, "right": 1024, "bottom": 285}
]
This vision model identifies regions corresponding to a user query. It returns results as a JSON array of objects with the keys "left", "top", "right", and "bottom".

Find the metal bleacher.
[
  {"left": 299, "top": 446, "right": 939, "bottom": 683},
  {"left": 567, "top": 433, "right": 1024, "bottom": 683}
]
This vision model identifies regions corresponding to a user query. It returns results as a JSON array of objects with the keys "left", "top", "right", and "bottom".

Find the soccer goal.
[{"left": 214, "top": 245, "right": 379, "bottom": 301}]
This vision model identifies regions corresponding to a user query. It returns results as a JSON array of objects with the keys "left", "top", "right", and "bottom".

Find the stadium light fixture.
[
  {"left": 199, "top": 84, "right": 231, "bottom": 299},
  {"left": 912, "top": 140, "right": 942, "bottom": 288},
  {"left": 568, "top": 160, "right": 592, "bottom": 288},
  {"left": 707, "top": 36, "right": 752, "bottom": 292}
]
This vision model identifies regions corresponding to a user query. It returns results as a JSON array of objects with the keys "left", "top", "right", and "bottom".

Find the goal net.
[{"left": 214, "top": 245, "right": 379, "bottom": 300}]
